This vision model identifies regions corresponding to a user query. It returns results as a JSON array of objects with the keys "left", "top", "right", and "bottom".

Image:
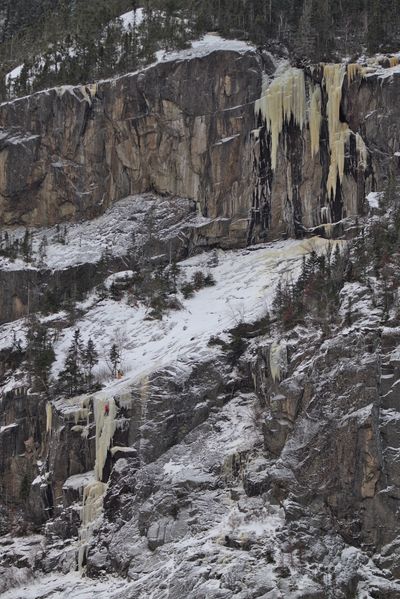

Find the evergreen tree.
[
  {"left": 59, "top": 329, "right": 84, "bottom": 396},
  {"left": 25, "top": 315, "right": 55, "bottom": 392},
  {"left": 82, "top": 338, "right": 99, "bottom": 390},
  {"left": 21, "top": 229, "right": 32, "bottom": 262},
  {"left": 38, "top": 235, "right": 48, "bottom": 267},
  {"left": 109, "top": 343, "right": 120, "bottom": 377},
  {"left": 2, "top": 0, "right": 400, "bottom": 104}
]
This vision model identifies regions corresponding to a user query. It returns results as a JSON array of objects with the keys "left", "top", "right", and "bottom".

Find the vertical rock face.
[
  {"left": 343, "top": 69, "right": 400, "bottom": 189},
  {"left": 249, "top": 321, "right": 400, "bottom": 556},
  {"left": 0, "top": 49, "right": 262, "bottom": 247},
  {"left": 0, "top": 388, "right": 49, "bottom": 528}
]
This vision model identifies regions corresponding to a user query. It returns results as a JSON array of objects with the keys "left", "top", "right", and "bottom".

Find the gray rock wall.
[
  {"left": 1, "top": 51, "right": 400, "bottom": 247},
  {"left": 0, "top": 50, "right": 261, "bottom": 247}
]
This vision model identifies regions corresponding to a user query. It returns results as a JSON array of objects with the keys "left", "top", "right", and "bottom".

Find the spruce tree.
[
  {"left": 82, "top": 338, "right": 99, "bottom": 391},
  {"left": 21, "top": 229, "right": 32, "bottom": 262},
  {"left": 109, "top": 343, "right": 120, "bottom": 377},
  {"left": 25, "top": 315, "right": 55, "bottom": 392},
  {"left": 59, "top": 329, "right": 84, "bottom": 396}
]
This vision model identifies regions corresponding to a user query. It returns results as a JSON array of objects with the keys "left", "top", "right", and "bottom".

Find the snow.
[
  {"left": 31, "top": 472, "right": 50, "bottom": 487},
  {"left": 155, "top": 34, "right": 253, "bottom": 64},
  {"left": 110, "top": 446, "right": 134, "bottom": 456},
  {"left": 119, "top": 8, "right": 144, "bottom": 30},
  {"left": 0, "top": 319, "right": 25, "bottom": 351},
  {"left": 63, "top": 471, "right": 95, "bottom": 492},
  {"left": 366, "top": 191, "right": 382, "bottom": 209},
  {"left": 213, "top": 134, "right": 241, "bottom": 145},
  {"left": 1, "top": 572, "right": 127, "bottom": 599},
  {"left": 29, "top": 234, "right": 343, "bottom": 572},
  {"left": 2, "top": 394, "right": 274, "bottom": 598},
  {"left": 0, "top": 194, "right": 195, "bottom": 272},
  {"left": 374, "top": 63, "right": 400, "bottom": 79},
  {"left": 0, "top": 423, "right": 17, "bottom": 433},
  {"left": 50, "top": 236, "right": 342, "bottom": 399},
  {"left": 104, "top": 271, "right": 135, "bottom": 290},
  {"left": 2, "top": 30, "right": 254, "bottom": 107},
  {"left": 5, "top": 64, "right": 23, "bottom": 85},
  {"left": 163, "top": 460, "right": 187, "bottom": 476},
  {"left": 24, "top": 232, "right": 341, "bottom": 581}
]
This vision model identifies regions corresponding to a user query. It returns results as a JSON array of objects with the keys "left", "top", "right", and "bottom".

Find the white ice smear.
[{"left": 366, "top": 191, "right": 382, "bottom": 209}]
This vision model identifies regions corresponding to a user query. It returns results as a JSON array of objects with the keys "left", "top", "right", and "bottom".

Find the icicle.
[
  {"left": 347, "top": 63, "right": 363, "bottom": 83},
  {"left": 78, "top": 479, "right": 107, "bottom": 573},
  {"left": 81, "top": 480, "right": 107, "bottom": 527},
  {"left": 323, "top": 223, "right": 334, "bottom": 238},
  {"left": 324, "top": 64, "right": 346, "bottom": 147},
  {"left": 255, "top": 68, "right": 306, "bottom": 170},
  {"left": 77, "top": 395, "right": 117, "bottom": 573},
  {"left": 323, "top": 64, "right": 350, "bottom": 199},
  {"left": 80, "top": 83, "right": 98, "bottom": 106},
  {"left": 326, "top": 124, "right": 350, "bottom": 199},
  {"left": 254, "top": 61, "right": 368, "bottom": 207},
  {"left": 74, "top": 397, "right": 90, "bottom": 425},
  {"left": 269, "top": 341, "right": 287, "bottom": 383},
  {"left": 309, "top": 86, "right": 322, "bottom": 157},
  {"left": 46, "top": 402, "right": 52, "bottom": 435},
  {"left": 321, "top": 206, "right": 331, "bottom": 224},
  {"left": 94, "top": 396, "right": 117, "bottom": 481}
]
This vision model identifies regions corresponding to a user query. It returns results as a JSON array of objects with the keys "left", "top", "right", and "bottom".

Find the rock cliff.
[
  {"left": 0, "top": 45, "right": 261, "bottom": 247},
  {"left": 2, "top": 39, "right": 400, "bottom": 599},
  {"left": 1, "top": 44, "right": 400, "bottom": 248}
]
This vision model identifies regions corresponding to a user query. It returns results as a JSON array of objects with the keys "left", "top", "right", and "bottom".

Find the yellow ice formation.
[
  {"left": 309, "top": 85, "right": 322, "bottom": 157},
  {"left": 46, "top": 402, "right": 52, "bottom": 434},
  {"left": 80, "top": 83, "right": 98, "bottom": 105},
  {"left": 78, "top": 479, "right": 107, "bottom": 571},
  {"left": 324, "top": 64, "right": 369, "bottom": 197},
  {"left": 78, "top": 395, "right": 117, "bottom": 570},
  {"left": 323, "top": 64, "right": 350, "bottom": 199},
  {"left": 94, "top": 396, "right": 117, "bottom": 481},
  {"left": 81, "top": 480, "right": 108, "bottom": 527},
  {"left": 347, "top": 63, "right": 364, "bottom": 83},
  {"left": 390, "top": 56, "right": 399, "bottom": 67},
  {"left": 255, "top": 68, "right": 306, "bottom": 170},
  {"left": 254, "top": 62, "right": 369, "bottom": 208}
]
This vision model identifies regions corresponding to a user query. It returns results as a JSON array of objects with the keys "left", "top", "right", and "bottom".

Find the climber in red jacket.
[{"left": 104, "top": 402, "right": 110, "bottom": 416}]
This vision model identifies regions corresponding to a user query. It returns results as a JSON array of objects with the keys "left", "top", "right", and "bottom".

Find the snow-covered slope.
[
  {"left": 0, "top": 194, "right": 195, "bottom": 272},
  {"left": 50, "top": 236, "right": 338, "bottom": 396}
]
